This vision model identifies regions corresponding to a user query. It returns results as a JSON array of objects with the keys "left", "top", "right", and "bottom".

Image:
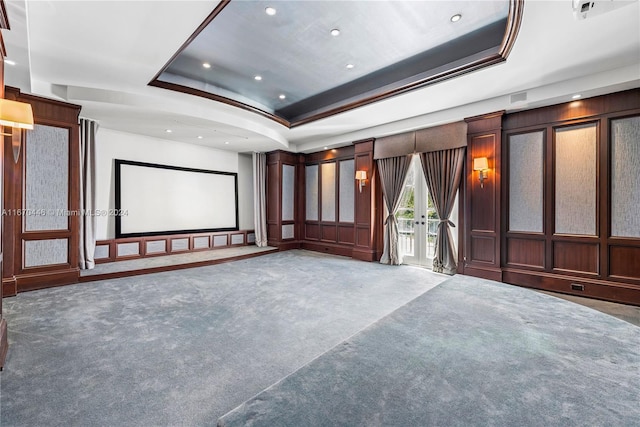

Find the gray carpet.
[
  {"left": 219, "top": 275, "right": 640, "bottom": 427},
  {"left": 0, "top": 250, "right": 447, "bottom": 426}
]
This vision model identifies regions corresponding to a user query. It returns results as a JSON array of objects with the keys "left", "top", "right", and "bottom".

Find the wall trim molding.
[{"left": 95, "top": 230, "right": 256, "bottom": 264}]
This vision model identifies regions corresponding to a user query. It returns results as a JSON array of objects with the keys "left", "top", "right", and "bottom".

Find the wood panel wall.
[
  {"left": 463, "top": 112, "right": 504, "bottom": 281},
  {"left": 2, "top": 87, "right": 81, "bottom": 295},
  {"left": 0, "top": 2, "right": 9, "bottom": 368},
  {"left": 266, "top": 140, "right": 380, "bottom": 261},
  {"left": 500, "top": 89, "right": 640, "bottom": 305}
]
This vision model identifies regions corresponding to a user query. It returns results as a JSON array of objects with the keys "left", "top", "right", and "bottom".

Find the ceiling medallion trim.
[{"left": 149, "top": 0, "right": 524, "bottom": 129}]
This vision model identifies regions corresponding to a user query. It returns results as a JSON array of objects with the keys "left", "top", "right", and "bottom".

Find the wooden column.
[
  {"left": 0, "top": 7, "right": 8, "bottom": 367},
  {"left": 352, "top": 139, "right": 380, "bottom": 261},
  {"left": 266, "top": 150, "right": 302, "bottom": 251},
  {"left": 3, "top": 87, "right": 81, "bottom": 293},
  {"left": 463, "top": 112, "right": 504, "bottom": 281}
]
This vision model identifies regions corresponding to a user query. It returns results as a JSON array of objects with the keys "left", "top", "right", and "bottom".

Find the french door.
[{"left": 396, "top": 155, "right": 459, "bottom": 267}]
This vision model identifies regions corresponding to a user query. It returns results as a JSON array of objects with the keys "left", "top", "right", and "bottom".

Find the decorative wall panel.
[
  {"left": 213, "top": 235, "right": 228, "bottom": 247},
  {"left": 611, "top": 116, "right": 640, "bottom": 238},
  {"left": 171, "top": 238, "right": 189, "bottom": 252},
  {"left": 509, "top": 131, "right": 543, "bottom": 233},
  {"left": 321, "top": 163, "right": 336, "bottom": 222},
  {"left": 555, "top": 123, "right": 597, "bottom": 236},
  {"left": 25, "top": 124, "right": 69, "bottom": 231},
  {"left": 305, "top": 165, "right": 318, "bottom": 221},
  {"left": 282, "top": 224, "right": 295, "bottom": 239},
  {"left": 94, "top": 245, "right": 110, "bottom": 260},
  {"left": 146, "top": 240, "right": 166, "bottom": 254},
  {"left": 231, "top": 234, "right": 244, "bottom": 245},
  {"left": 24, "top": 239, "right": 68, "bottom": 268},
  {"left": 247, "top": 233, "right": 256, "bottom": 244},
  {"left": 117, "top": 242, "right": 140, "bottom": 257},
  {"left": 339, "top": 160, "right": 355, "bottom": 223},
  {"left": 193, "top": 236, "right": 210, "bottom": 249},
  {"left": 281, "top": 164, "right": 295, "bottom": 221}
]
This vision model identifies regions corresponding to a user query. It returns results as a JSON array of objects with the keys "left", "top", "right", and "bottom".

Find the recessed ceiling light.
[
  {"left": 197, "top": 136, "right": 203, "bottom": 139},
  {"left": 165, "top": 129, "right": 172, "bottom": 133},
  {"left": 202, "top": 62, "right": 211, "bottom": 69},
  {"left": 330, "top": 29, "right": 341, "bottom": 37},
  {"left": 324, "top": 146, "right": 328, "bottom": 150},
  {"left": 346, "top": 64, "right": 354, "bottom": 69},
  {"left": 265, "top": 7, "right": 276, "bottom": 16},
  {"left": 4, "top": 59, "right": 16, "bottom": 66},
  {"left": 451, "top": 14, "right": 462, "bottom": 22},
  {"left": 572, "top": 94, "right": 582, "bottom": 99},
  {"left": 254, "top": 75, "right": 262, "bottom": 81},
  {"left": 225, "top": 141, "right": 230, "bottom": 145},
  {"left": 279, "top": 94, "right": 286, "bottom": 100}
]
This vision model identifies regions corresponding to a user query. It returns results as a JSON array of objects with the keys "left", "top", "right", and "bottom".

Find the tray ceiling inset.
[{"left": 151, "top": 0, "right": 521, "bottom": 127}]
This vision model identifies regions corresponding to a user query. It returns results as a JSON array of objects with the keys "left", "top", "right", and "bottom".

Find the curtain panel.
[
  {"left": 79, "top": 118, "right": 99, "bottom": 269},
  {"left": 253, "top": 152, "right": 268, "bottom": 247},
  {"left": 419, "top": 147, "right": 465, "bottom": 274},
  {"left": 377, "top": 155, "right": 413, "bottom": 265}
]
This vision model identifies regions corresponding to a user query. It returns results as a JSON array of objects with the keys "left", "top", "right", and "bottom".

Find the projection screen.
[{"left": 115, "top": 160, "right": 238, "bottom": 238}]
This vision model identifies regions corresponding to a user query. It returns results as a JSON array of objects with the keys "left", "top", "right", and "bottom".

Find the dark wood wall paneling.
[
  {"left": 501, "top": 89, "right": 640, "bottom": 305},
  {"left": 463, "top": 112, "right": 504, "bottom": 281},
  {"left": 302, "top": 145, "right": 356, "bottom": 258},
  {"left": 2, "top": 87, "right": 81, "bottom": 295},
  {"left": 268, "top": 139, "right": 380, "bottom": 261},
  {"left": 0, "top": 3, "right": 9, "bottom": 368},
  {"left": 266, "top": 150, "right": 304, "bottom": 251}
]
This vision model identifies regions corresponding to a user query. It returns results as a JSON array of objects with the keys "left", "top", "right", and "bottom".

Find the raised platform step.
[{"left": 80, "top": 245, "right": 278, "bottom": 282}]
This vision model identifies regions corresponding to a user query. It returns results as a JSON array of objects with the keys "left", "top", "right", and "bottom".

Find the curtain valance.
[{"left": 373, "top": 121, "right": 467, "bottom": 159}]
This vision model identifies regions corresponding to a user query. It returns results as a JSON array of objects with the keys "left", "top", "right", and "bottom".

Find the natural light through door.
[{"left": 397, "top": 156, "right": 458, "bottom": 267}]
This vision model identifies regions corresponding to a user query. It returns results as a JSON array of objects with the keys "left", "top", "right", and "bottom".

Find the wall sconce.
[
  {"left": 355, "top": 170, "right": 367, "bottom": 193},
  {"left": 0, "top": 98, "right": 35, "bottom": 163},
  {"left": 473, "top": 157, "right": 489, "bottom": 188}
]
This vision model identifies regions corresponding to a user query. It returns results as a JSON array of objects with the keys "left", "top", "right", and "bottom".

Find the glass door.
[{"left": 396, "top": 156, "right": 439, "bottom": 267}]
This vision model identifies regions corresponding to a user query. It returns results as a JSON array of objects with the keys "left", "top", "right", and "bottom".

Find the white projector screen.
[{"left": 115, "top": 160, "right": 238, "bottom": 237}]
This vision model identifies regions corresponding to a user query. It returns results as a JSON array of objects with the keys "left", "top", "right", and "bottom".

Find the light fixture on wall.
[
  {"left": 473, "top": 157, "right": 489, "bottom": 188},
  {"left": 0, "top": 98, "right": 35, "bottom": 163},
  {"left": 355, "top": 170, "right": 367, "bottom": 193}
]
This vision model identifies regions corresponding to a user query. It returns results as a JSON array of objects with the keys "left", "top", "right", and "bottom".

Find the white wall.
[
  {"left": 237, "top": 153, "right": 255, "bottom": 231},
  {"left": 95, "top": 128, "right": 254, "bottom": 239}
]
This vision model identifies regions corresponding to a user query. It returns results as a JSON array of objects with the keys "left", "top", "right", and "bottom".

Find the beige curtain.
[
  {"left": 79, "top": 118, "right": 99, "bottom": 269},
  {"left": 419, "top": 147, "right": 465, "bottom": 274},
  {"left": 377, "top": 155, "right": 413, "bottom": 265},
  {"left": 252, "top": 152, "right": 268, "bottom": 247}
]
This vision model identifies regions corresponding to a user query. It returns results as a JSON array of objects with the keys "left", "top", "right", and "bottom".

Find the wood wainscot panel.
[
  {"left": 609, "top": 245, "right": 640, "bottom": 282},
  {"left": 469, "top": 134, "right": 497, "bottom": 232},
  {"left": 506, "top": 237, "right": 545, "bottom": 268},
  {"left": 470, "top": 235, "right": 496, "bottom": 263},
  {"left": 338, "top": 225, "right": 355, "bottom": 245},
  {"left": 305, "top": 223, "right": 320, "bottom": 240},
  {"left": 16, "top": 268, "right": 79, "bottom": 293},
  {"left": 267, "top": 162, "right": 280, "bottom": 222},
  {"left": 553, "top": 241, "right": 599, "bottom": 275},
  {"left": 356, "top": 227, "right": 371, "bottom": 247},
  {"left": 321, "top": 224, "right": 337, "bottom": 242}
]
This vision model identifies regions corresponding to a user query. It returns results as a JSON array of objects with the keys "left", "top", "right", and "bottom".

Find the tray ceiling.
[{"left": 152, "top": 0, "right": 516, "bottom": 127}]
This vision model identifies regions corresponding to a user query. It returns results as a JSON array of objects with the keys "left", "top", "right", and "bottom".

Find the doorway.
[{"left": 396, "top": 155, "right": 458, "bottom": 267}]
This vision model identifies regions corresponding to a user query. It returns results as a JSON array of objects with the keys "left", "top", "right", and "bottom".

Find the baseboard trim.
[
  {"left": 351, "top": 248, "right": 377, "bottom": 262},
  {"left": 79, "top": 248, "right": 278, "bottom": 283},
  {"left": 16, "top": 269, "right": 80, "bottom": 293},
  {"left": 463, "top": 265, "right": 503, "bottom": 282},
  {"left": 2, "top": 277, "right": 17, "bottom": 298},
  {"left": 301, "top": 241, "right": 353, "bottom": 258},
  {"left": 503, "top": 269, "right": 640, "bottom": 306}
]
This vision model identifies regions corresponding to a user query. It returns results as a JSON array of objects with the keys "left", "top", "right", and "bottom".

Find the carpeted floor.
[
  {"left": 220, "top": 275, "right": 640, "bottom": 427},
  {"left": 0, "top": 250, "right": 447, "bottom": 426}
]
